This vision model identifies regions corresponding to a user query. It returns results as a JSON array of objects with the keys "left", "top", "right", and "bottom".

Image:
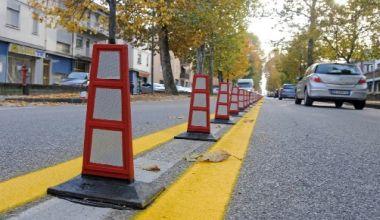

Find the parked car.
[
  {"left": 140, "top": 83, "right": 166, "bottom": 93},
  {"left": 153, "top": 83, "right": 165, "bottom": 92},
  {"left": 182, "top": 86, "right": 192, "bottom": 93},
  {"left": 141, "top": 83, "right": 153, "bottom": 94},
  {"left": 295, "top": 63, "right": 367, "bottom": 109},
  {"left": 274, "top": 89, "right": 279, "bottom": 98},
  {"left": 238, "top": 78, "right": 254, "bottom": 92},
  {"left": 279, "top": 84, "right": 296, "bottom": 100},
  {"left": 60, "top": 72, "right": 88, "bottom": 87},
  {"left": 176, "top": 85, "right": 187, "bottom": 93},
  {"left": 212, "top": 86, "right": 219, "bottom": 94}
]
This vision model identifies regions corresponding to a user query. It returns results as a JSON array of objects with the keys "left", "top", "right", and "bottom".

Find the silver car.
[{"left": 295, "top": 63, "right": 367, "bottom": 109}]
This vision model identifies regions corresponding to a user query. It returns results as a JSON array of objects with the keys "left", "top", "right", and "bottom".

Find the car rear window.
[
  {"left": 283, "top": 85, "right": 295, "bottom": 89},
  {"left": 68, "top": 72, "right": 88, "bottom": 79},
  {"left": 315, "top": 64, "right": 361, "bottom": 75},
  {"left": 238, "top": 82, "right": 252, "bottom": 88}
]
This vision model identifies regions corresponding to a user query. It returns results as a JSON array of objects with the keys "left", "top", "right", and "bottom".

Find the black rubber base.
[
  {"left": 211, "top": 118, "right": 235, "bottom": 125},
  {"left": 47, "top": 175, "right": 164, "bottom": 209},
  {"left": 233, "top": 112, "right": 244, "bottom": 117},
  {"left": 174, "top": 132, "right": 219, "bottom": 142}
]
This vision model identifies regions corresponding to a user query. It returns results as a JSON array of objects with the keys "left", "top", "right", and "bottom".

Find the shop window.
[
  {"left": 7, "top": 55, "right": 34, "bottom": 84},
  {"left": 32, "top": 13, "right": 39, "bottom": 35},
  {"left": 56, "top": 41, "right": 70, "bottom": 54},
  {"left": 76, "top": 37, "right": 83, "bottom": 48},
  {"left": 6, "top": 1, "right": 20, "bottom": 28},
  {"left": 137, "top": 52, "right": 142, "bottom": 65}
]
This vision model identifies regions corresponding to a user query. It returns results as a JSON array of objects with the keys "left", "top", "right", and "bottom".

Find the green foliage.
[{"left": 319, "top": 0, "right": 380, "bottom": 62}]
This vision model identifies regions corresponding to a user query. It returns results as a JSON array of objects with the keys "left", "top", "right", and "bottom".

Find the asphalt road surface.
[
  {"left": 0, "top": 98, "right": 215, "bottom": 181},
  {"left": 228, "top": 98, "right": 380, "bottom": 219}
]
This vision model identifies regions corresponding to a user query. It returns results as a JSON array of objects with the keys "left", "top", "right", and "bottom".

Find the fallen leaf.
[
  {"left": 197, "top": 149, "right": 230, "bottom": 162},
  {"left": 141, "top": 164, "right": 161, "bottom": 172},
  {"left": 243, "top": 119, "right": 254, "bottom": 123},
  {"left": 184, "top": 153, "right": 202, "bottom": 162}
]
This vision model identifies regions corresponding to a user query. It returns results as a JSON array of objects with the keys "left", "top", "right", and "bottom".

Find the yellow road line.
[
  {"left": 0, "top": 117, "right": 198, "bottom": 214},
  {"left": 135, "top": 100, "right": 263, "bottom": 220}
]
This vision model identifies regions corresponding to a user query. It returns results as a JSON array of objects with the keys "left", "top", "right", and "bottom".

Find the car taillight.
[
  {"left": 311, "top": 76, "right": 322, "bottom": 83},
  {"left": 358, "top": 77, "right": 366, "bottom": 84}
]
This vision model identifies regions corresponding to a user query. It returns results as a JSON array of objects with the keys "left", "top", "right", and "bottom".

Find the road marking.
[
  {"left": 135, "top": 100, "right": 263, "bottom": 220},
  {"left": 0, "top": 114, "right": 211, "bottom": 214}
]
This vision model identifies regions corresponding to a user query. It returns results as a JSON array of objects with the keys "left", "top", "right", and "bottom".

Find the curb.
[
  {"left": 366, "top": 103, "right": 380, "bottom": 109},
  {"left": 4, "top": 98, "right": 87, "bottom": 104}
]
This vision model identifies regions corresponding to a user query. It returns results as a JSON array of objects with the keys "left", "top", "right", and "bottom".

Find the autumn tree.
[
  {"left": 319, "top": 0, "right": 380, "bottom": 63},
  {"left": 213, "top": 30, "right": 251, "bottom": 82},
  {"left": 246, "top": 33, "right": 264, "bottom": 92},
  {"left": 265, "top": 50, "right": 283, "bottom": 92},
  {"left": 279, "top": 0, "right": 331, "bottom": 66}
]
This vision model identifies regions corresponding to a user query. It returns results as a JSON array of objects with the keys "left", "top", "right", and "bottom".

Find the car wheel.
[
  {"left": 354, "top": 100, "right": 365, "bottom": 110},
  {"left": 335, "top": 101, "right": 343, "bottom": 108},
  {"left": 295, "top": 96, "right": 302, "bottom": 105},
  {"left": 304, "top": 89, "right": 313, "bottom": 106},
  {"left": 279, "top": 96, "right": 283, "bottom": 100}
]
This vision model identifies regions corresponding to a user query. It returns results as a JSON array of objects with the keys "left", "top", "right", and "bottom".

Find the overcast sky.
[{"left": 248, "top": 0, "right": 348, "bottom": 55}]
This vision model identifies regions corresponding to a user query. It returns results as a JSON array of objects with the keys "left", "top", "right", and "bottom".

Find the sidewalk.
[
  {"left": 366, "top": 100, "right": 380, "bottom": 109},
  {"left": 0, "top": 93, "right": 190, "bottom": 106}
]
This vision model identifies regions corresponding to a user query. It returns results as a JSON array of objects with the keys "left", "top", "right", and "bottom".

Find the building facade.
[
  {"left": 153, "top": 52, "right": 193, "bottom": 87},
  {"left": 0, "top": 0, "right": 198, "bottom": 92},
  {"left": 126, "top": 43, "right": 152, "bottom": 94},
  {"left": 0, "top": 0, "right": 108, "bottom": 85},
  {"left": 356, "top": 60, "right": 380, "bottom": 94}
]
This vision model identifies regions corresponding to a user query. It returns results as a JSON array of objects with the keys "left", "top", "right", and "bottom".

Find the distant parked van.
[{"left": 237, "top": 79, "right": 254, "bottom": 92}]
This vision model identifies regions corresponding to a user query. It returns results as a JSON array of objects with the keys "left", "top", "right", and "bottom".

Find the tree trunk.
[
  {"left": 196, "top": 44, "right": 206, "bottom": 74},
  {"left": 307, "top": 0, "right": 317, "bottom": 66},
  {"left": 108, "top": 0, "right": 116, "bottom": 44},
  {"left": 218, "top": 70, "right": 223, "bottom": 82},
  {"left": 158, "top": 26, "right": 178, "bottom": 95},
  {"left": 208, "top": 44, "right": 214, "bottom": 94}
]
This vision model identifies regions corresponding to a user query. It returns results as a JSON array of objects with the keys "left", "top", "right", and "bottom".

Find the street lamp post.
[{"left": 150, "top": 34, "right": 154, "bottom": 94}]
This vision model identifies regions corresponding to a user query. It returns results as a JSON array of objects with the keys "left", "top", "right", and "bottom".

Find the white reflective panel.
[
  {"left": 231, "top": 95, "right": 238, "bottom": 102},
  {"left": 239, "top": 101, "right": 244, "bottom": 108},
  {"left": 220, "top": 84, "right": 228, "bottom": 92},
  {"left": 239, "top": 95, "right": 244, "bottom": 101},
  {"left": 193, "top": 93, "right": 206, "bottom": 107},
  {"left": 93, "top": 88, "right": 122, "bottom": 121},
  {"left": 195, "top": 77, "right": 206, "bottom": 90},
  {"left": 191, "top": 110, "right": 207, "bottom": 127},
  {"left": 218, "top": 105, "right": 228, "bottom": 115},
  {"left": 90, "top": 129, "right": 123, "bottom": 167},
  {"left": 220, "top": 94, "right": 228, "bottom": 103},
  {"left": 230, "top": 103, "right": 238, "bottom": 110},
  {"left": 232, "top": 88, "right": 238, "bottom": 94},
  {"left": 97, "top": 51, "right": 120, "bottom": 79}
]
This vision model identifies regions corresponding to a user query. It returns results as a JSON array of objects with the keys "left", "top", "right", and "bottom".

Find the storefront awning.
[{"left": 138, "top": 71, "right": 150, "bottom": 78}]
